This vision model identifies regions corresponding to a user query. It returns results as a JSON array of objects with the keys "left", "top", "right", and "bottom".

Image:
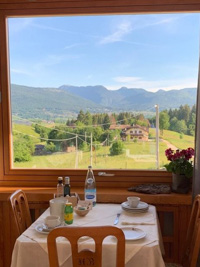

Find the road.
[{"left": 161, "top": 139, "right": 178, "bottom": 151}]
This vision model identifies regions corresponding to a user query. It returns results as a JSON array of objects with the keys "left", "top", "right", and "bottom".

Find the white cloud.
[
  {"left": 99, "top": 21, "right": 132, "bottom": 44},
  {"left": 11, "top": 68, "right": 32, "bottom": 76},
  {"left": 107, "top": 76, "right": 197, "bottom": 92},
  {"left": 64, "top": 43, "right": 87, "bottom": 49},
  {"left": 32, "top": 22, "right": 98, "bottom": 38},
  {"left": 98, "top": 14, "right": 181, "bottom": 46}
]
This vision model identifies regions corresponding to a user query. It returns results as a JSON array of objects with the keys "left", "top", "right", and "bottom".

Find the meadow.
[{"left": 13, "top": 125, "right": 195, "bottom": 169}]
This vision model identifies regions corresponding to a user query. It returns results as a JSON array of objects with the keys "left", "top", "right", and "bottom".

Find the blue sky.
[{"left": 8, "top": 13, "right": 200, "bottom": 92}]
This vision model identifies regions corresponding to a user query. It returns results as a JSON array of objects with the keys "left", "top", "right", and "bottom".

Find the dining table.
[{"left": 11, "top": 203, "right": 165, "bottom": 267}]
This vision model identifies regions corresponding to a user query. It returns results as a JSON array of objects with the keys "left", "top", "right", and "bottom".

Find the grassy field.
[
  {"left": 14, "top": 140, "right": 169, "bottom": 169},
  {"left": 13, "top": 124, "right": 42, "bottom": 144},
  {"left": 13, "top": 125, "right": 195, "bottom": 169},
  {"left": 149, "top": 128, "right": 194, "bottom": 149}
]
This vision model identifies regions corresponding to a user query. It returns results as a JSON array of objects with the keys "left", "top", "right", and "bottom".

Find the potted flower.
[{"left": 164, "top": 147, "right": 195, "bottom": 194}]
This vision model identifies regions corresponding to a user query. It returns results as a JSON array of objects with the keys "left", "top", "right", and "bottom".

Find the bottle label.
[
  {"left": 85, "top": 189, "right": 96, "bottom": 203},
  {"left": 64, "top": 205, "right": 73, "bottom": 224},
  {"left": 87, "top": 178, "right": 94, "bottom": 184},
  {"left": 64, "top": 212, "right": 73, "bottom": 224}
]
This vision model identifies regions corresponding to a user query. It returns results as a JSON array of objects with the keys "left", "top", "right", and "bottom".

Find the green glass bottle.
[
  {"left": 64, "top": 176, "right": 71, "bottom": 197},
  {"left": 64, "top": 202, "right": 73, "bottom": 224}
]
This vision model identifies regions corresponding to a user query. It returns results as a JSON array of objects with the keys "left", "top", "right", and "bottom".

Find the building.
[{"left": 121, "top": 125, "right": 149, "bottom": 141}]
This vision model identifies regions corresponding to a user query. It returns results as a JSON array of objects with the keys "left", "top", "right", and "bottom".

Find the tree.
[
  {"left": 77, "top": 110, "right": 85, "bottom": 123},
  {"left": 109, "top": 141, "right": 125, "bottom": 156},
  {"left": 13, "top": 135, "right": 34, "bottom": 162},
  {"left": 84, "top": 111, "right": 92, "bottom": 126},
  {"left": 159, "top": 111, "right": 170, "bottom": 134},
  {"left": 79, "top": 141, "right": 89, "bottom": 152},
  {"left": 175, "top": 120, "right": 188, "bottom": 134},
  {"left": 178, "top": 104, "right": 190, "bottom": 123},
  {"left": 45, "top": 142, "right": 56, "bottom": 153},
  {"left": 103, "top": 114, "right": 111, "bottom": 130},
  {"left": 169, "top": 117, "right": 178, "bottom": 131}
]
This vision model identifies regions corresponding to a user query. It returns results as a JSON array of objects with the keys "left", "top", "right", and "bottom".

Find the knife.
[{"left": 114, "top": 213, "right": 121, "bottom": 225}]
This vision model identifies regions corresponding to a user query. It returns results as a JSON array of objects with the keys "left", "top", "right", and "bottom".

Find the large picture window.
[{"left": 8, "top": 14, "right": 198, "bottom": 170}]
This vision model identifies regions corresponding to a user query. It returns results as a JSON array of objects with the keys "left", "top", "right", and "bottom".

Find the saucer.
[
  {"left": 121, "top": 201, "right": 149, "bottom": 210},
  {"left": 35, "top": 223, "right": 60, "bottom": 234},
  {"left": 35, "top": 224, "right": 50, "bottom": 235}
]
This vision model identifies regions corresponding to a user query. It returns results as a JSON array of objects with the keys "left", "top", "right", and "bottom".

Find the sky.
[{"left": 8, "top": 13, "right": 200, "bottom": 92}]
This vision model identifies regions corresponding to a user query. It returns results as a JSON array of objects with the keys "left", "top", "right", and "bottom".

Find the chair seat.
[{"left": 165, "top": 263, "right": 182, "bottom": 267}]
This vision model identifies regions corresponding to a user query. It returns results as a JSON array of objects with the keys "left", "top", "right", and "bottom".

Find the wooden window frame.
[{"left": 0, "top": 0, "right": 198, "bottom": 187}]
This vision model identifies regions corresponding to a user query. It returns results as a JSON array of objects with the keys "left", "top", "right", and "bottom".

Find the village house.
[
  {"left": 121, "top": 125, "right": 149, "bottom": 141},
  {"left": 109, "top": 124, "right": 130, "bottom": 130}
]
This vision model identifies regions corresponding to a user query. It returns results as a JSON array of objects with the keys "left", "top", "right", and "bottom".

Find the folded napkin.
[{"left": 121, "top": 221, "right": 155, "bottom": 225}]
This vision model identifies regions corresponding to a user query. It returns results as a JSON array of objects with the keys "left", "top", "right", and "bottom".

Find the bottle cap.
[
  {"left": 58, "top": 176, "right": 63, "bottom": 181},
  {"left": 88, "top": 166, "right": 92, "bottom": 169},
  {"left": 65, "top": 176, "right": 70, "bottom": 184},
  {"left": 65, "top": 202, "right": 72, "bottom": 206}
]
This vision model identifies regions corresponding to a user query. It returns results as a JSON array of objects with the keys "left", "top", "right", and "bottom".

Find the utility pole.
[
  {"left": 90, "top": 132, "right": 93, "bottom": 166},
  {"left": 75, "top": 134, "right": 78, "bottom": 169},
  {"left": 155, "top": 104, "right": 159, "bottom": 169}
]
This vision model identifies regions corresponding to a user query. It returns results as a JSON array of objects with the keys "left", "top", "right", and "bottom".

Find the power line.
[{"left": 13, "top": 130, "right": 76, "bottom": 142}]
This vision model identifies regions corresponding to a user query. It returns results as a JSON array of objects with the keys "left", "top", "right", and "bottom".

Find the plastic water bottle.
[{"left": 84, "top": 166, "right": 96, "bottom": 206}]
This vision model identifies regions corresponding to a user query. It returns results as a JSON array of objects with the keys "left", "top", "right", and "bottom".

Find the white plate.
[
  {"left": 35, "top": 224, "right": 52, "bottom": 235},
  {"left": 121, "top": 227, "right": 146, "bottom": 240},
  {"left": 121, "top": 201, "right": 149, "bottom": 210}
]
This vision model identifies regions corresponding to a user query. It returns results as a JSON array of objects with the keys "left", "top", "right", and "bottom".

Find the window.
[
  {"left": 0, "top": 0, "right": 198, "bottom": 184},
  {"left": 7, "top": 13, "right": 198, "bottom": 172}
]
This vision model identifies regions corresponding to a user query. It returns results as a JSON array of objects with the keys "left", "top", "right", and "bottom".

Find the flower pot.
[{"left": 172, "top": 173, "right": 191, "bottom": 194}]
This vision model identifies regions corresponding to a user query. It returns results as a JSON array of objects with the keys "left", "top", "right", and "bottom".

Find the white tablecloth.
[{"left": 11, "top": 204, "right": 165, "bottom": 267}]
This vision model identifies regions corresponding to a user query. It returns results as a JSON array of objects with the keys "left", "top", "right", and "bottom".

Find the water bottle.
[
  {"left": 56, "top": 176, "right": 64, "bottom": 197},
  {"left": 84, "top": 166, "right": 96, "bottom": 206}
]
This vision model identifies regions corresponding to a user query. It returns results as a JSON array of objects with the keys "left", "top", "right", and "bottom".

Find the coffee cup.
[
  {"left": 44, "top": 215, "right": 60, "bottom": 228},
  {"left": 127, "top": 197, "right": 140, "bottom": 208},
  {"left": 49, "top": 198, "right": 65, "bottom": 221}
]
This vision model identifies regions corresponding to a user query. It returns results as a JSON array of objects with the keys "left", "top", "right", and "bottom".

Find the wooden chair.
[
  {"left": 47, "top": 225, "right": 125, "bottom": 267},
  {"left": 166, "top": 194, "right": 200, "bottom": 267},
  {"left": 10, "top": 189, "right": 32, "bottom": 236}
]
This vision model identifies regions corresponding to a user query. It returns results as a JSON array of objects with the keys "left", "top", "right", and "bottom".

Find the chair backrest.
[
  {"left": 10, "top": 189, "right": 32, "bottom": 236},
  {"left": 47, "top": 226, "right": 125, "bottom": 267},
  {"left": 182, "top": 194, "right": 200, "bottom": 267}
]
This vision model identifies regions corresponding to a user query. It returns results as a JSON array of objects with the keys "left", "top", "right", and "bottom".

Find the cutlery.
[
  {"left": 121, "top": 222, "right": 155, "bottom": 225},
  {"left": 114, "top": 213, "right": 121, "bottom": 225}
]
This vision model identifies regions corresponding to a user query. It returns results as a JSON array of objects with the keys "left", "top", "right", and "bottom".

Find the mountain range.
[{"left": 11, "top": 84, "right": 197, "bottom": 120}]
